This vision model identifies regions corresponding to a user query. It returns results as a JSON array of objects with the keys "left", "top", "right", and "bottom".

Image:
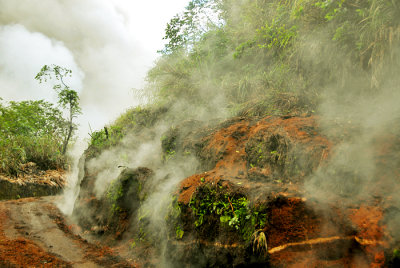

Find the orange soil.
[
  {"left": 349, "top": 206, "right": 386, "bottom": 267},
  {"left": 267, "top": 197, "right": 320, "bottom": 248},
  {"left": 176, "top": 115, "right": 391, "bottom": 266},
  {"left": 178, "top": 116, "right": 331, "bottom": 204},
  {"left": 0, "top": 202, "right": 69, "bottom": 267},
  {"left": 0, "top": 198, "right": 137, "bottom": 267}
]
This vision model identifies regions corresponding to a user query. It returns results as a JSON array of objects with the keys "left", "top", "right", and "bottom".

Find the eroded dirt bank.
[{"left": 0, "top": 163, "right": 65, "bottom": 200}]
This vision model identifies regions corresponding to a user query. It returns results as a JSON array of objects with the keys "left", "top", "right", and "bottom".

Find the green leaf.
[{"left": 220, "top": 215, "right": 231, "bottom": 223}]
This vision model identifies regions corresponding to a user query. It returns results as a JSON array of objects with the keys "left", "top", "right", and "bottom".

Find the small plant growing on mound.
[
  {"left": 189, "top": 184, "right": 249, "bottom": 230},
  {"left": 252, "top": 229, "right": 268, "bottom": 255},
  {"left": 188, "top": 183, "right": 268, "bottom": 243}
]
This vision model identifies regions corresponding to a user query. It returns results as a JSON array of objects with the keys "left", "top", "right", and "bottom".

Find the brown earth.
[
  {"left": 174, "top": 115, "right": 396, "bottom": 267},
  {"left": 15, "top": 115, "right": 397, "bottom": 267},
  {"left": 0, "top": 162, "right": 66, "bottom": 200},
  {"left": 0, "top": 196, "right": 136, "bottom": 267}
]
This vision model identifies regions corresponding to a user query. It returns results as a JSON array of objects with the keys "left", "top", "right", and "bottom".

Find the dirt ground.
[
  {"left": 0, "top": 196, "right": 136, "bottom": 267},
  {"left": 174, "top": 116, "right": 392, "bottom": 267}
]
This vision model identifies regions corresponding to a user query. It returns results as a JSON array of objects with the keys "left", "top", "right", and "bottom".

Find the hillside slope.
[{"left": 72, "top": 114, "right": 400, "bottom": 267}]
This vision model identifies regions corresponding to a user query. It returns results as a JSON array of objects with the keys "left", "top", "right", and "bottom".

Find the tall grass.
[
  {"left": 145, "top": 0, "right": 400, "bottom": 116},
  {"left": 0, "top": 135, "right": 65, "bottom": 176}
]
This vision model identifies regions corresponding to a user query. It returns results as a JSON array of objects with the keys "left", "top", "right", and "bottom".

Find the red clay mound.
[{"left": 174, "top": 115, "right": 394, "bottom": 267}]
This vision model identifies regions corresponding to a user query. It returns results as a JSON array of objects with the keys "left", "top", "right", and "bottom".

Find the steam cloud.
[
  {"left": 0, "top": 0, "right": 188, "bottom": 133},
  {"left": 0, "top": 0, "right": 189, "bottom": 219},
  {"left": 302, "top": 35, "right": 400, "bottom": 248}
]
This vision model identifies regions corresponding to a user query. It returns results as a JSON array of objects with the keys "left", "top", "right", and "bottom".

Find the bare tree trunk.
[
  {"left": 62, "top": 125, "right": 73, "bottom": 155},
  {"left": 62, "top": 101, "right": 73, "bottom": 155}
]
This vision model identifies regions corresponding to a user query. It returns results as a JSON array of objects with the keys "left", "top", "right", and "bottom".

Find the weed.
[
  {"left": 176, "top": 226, "right": 184, "bottom": 239},
  {"left": 252, "top": 229, "right": 268, "bottom": 255}
]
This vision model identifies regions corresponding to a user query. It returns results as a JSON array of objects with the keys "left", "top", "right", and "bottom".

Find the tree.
[
  {"left": 160, "top": 0, "right": 222, "bottom": 54},
  {"left": 35, "top": 64, "right": 81, "bottom": 154},
  {"left": 0, "top": 99, "right": 66, "bottom": 138}
]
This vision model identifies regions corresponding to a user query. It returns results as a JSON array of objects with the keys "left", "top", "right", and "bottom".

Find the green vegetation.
[
  {"left": 146, "top": 0, "right": 400, "bottom": 116},
  {"left": 35, "top": 64, "right": 81, "bottom": 155},
  {"left": 175, "top": 226, "right": 184, "bottom": 239},
  {"left": 83, "top": 0, "right": 400, "bottom": 168},
  {"left": 0, "top": 64, "right": 82, "bottom": 176},
  {"left": 165, "top": 196, "right": 185, "bottom": 240},
  {"left": 106, "top": 178, "right": 124, "bottom": 215},
  {"left": 87, "top": 105, "right": 168, "bottom": 158},
  {"left": 246, "top": 134, "right": 289, "bottom": 172},
  {"left": 161, "top": 127, "right": 178, "bottom": 162},
  {"left": 388, "top": 248, "right": 400, "bottom": 266},
  {"left": 189, "top": 183, "right": 267, "bottom": 241},
  {"left": 0, "top": 99, "right": 67, "bottom": 175}
]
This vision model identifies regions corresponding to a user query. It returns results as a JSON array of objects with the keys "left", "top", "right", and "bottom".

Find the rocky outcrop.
[{"left": 73, "top": 115, "right": 400, "bottom": 267}]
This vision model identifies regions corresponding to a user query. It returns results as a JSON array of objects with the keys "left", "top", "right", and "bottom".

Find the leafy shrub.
[
  {"left": 0, "top": 100, "right": 67, "bottom": 175},
  {"left": 189, "top": 183, "right": 267, "bottom": 241}
]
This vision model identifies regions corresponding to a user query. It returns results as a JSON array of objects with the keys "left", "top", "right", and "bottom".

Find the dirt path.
[{"left": 0, "top": 196, "right": 135, "bottom": 267}]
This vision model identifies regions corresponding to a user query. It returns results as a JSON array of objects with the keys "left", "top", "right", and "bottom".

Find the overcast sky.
[{"left": 0, "top": 0, "right": 188, "bottom": 136}]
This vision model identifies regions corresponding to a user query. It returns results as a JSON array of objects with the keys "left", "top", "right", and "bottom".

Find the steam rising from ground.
[
  {"left": 304, "top": 39, "right": 400, "bottom": 194},
  {"left": 303, "top": 37, "right": 400, "bottom": 251},
  {"left": 56, "top": 141, "right": 86, "bottom": 215},
  {"left": 4, "top": 0, "right": 397, "bottom": 265},
  {"left": 87, "top": 125, "right": 167, "bottom": 197},
  {"left": 0, "top": 0, "right": 189, "bottom": 218},
  {"left": 74, "top": 11, "right": 400, "bottom": 268}
]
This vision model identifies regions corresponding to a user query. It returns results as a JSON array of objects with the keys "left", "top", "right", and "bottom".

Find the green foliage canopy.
[
  {"left": 160, "top": 0, "right": 223, "bottom": 54},
  {"left": 0, "top": 99, "right": 66, "bottom": 138}
]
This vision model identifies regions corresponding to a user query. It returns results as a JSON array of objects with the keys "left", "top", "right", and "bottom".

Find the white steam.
[
  {"left": 0, "top": 0, "right": 188, "bottom": 133},
  {"left": 56, "top": 141, "right": 86, "bottom": 215},
  {"left": 0, "top": 0, "right": 190, "bottom": 216},
  {"left": 0, "top": 24, "right": 83, "bottom": 103}
]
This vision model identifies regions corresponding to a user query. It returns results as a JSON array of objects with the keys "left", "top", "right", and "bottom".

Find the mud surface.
[{"left": 0, "top": 196, "right": 135, "bottom": 267}]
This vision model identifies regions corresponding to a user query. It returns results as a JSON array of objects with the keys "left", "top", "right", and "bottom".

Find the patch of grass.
[
  {"left": 147, "top": 0, "right": 400, "bottom": 119},
  {"left": 252, "top": 229, "right": 268, "bottom": 255},
  {"left": 87, "top": 105, "right": 168, "bottom": 158},
  {"left": 175, "top": 226, "right": 184, "bottom": 240}
]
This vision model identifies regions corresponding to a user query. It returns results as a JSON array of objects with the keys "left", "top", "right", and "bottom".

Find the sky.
[{"left": 0, "top": 0, "right": 188, "bottom": 136}]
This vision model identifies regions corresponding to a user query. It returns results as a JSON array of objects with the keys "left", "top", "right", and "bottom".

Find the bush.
[{"left": 0, "top": 100, "right": 67, "bottom": 176}]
